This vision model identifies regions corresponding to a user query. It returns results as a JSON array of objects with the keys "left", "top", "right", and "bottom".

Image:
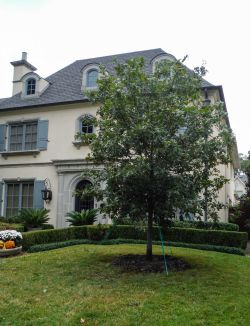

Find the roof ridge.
[
  {"left": 75, "top": 48, "right": 165, "bottom": 63},
  {"left": 46, "top": 48, "right": 165, "bottom": 80}
]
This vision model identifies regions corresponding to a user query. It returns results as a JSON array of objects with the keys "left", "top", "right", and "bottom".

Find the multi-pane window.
[
  {"left": 26, "top": 78, "right": 36, "bottom": 95},
  {"left": 75, "top": 180, "right": 94, "bottom": 211},
  {"left": 6, "top": 182, "right": 34, "bottom": 218},
  {"left": 86, "top": 70, "right": 98, "bottom": 88},
  {"left": 81, "top": 118, "right": 93, "bottom": 134},
  {"left": 9, "top": 122, "right": 37, "bottom": 151}
]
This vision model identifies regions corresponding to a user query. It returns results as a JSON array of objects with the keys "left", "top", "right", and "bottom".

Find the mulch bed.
[{"left": 112, "top": 254, "right": 190, "bottom": 273}]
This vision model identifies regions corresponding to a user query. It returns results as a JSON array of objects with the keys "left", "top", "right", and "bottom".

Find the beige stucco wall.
[
  {"left": 217, "top": 162, "right": 235, "bottom": 222},
  {"left": 0, "top": 88, "right": 238, "bottom": 225},
  {"left": 0, "top": 102, "right": 98, "bottom": 226},
  {"left": 0, "top": 102, "right": 98, "bottom": 164},
  {"left": 0, "top": 165, "right": 58, "bottom": 225}
]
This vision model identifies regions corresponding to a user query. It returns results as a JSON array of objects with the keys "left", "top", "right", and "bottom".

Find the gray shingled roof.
[{"left": 0, "top": 48, "right": 213, "bottom": 111}]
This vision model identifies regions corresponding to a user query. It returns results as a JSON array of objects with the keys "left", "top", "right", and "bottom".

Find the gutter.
[{"left": 0, "top": 98, "right": 89, "bottom": 113}]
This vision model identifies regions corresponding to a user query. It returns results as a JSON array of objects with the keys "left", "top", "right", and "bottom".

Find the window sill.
[
  {"left": 0, "top": 150, "right": 40, "bottom": 158},
  {"left": 21, "top": 93, "right": 40, "bottom": 99},
  {"left": 72, "top": 141, "right": 90, "bottom": 149}
]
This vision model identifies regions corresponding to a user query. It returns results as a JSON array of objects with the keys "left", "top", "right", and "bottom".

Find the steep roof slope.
[{"left": 0, "top": 48, "right": 213, "bottom": 111}]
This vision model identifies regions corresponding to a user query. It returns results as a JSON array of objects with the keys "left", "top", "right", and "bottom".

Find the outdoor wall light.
[{"left": 41, "top": 178, "right": 52, "bottom": 202}]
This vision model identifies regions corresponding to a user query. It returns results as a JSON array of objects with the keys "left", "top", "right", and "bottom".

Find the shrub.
[
  {"left": 170, "top": 220, "right": 239, "bottom": 231},
  {"left": 27, "top": 238, "right": 245, "bottom": 256},
  {"left": 165, "top": 227, "right": 247, "bottom": 249},
  {"left": 41, "top": 224, "right": 54, "bottom": 230},
  {"left": 22, "top": 226, "right": 88, "bottom": 250},
  {"left": 86, "top": 224, "right": 109, "bottom": 240},
  {"left": 18, "top": 208, "right": 50, "bottom": 229},
  {"left": 66, "top": 209, "right": 97, "bottom": 226},
  {"left": 229, "top": 203, "right": 250, "bottom": 238},
  {"left": 0, "top": 222, "right": 24, "bottom": 232},
  {"left": 22, "top": 224, "right": 248, "bottom": 250},
  {"left": 27, "top": 239, "right": 93, "bottom": 253}
]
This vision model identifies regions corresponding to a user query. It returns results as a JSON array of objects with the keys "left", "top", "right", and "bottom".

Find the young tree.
[
  {"left": 230, "top": 153, "right": 250, "bottom": 235},
  {"left": 80, "top": 57, "right": 232, "bottom": 260}
]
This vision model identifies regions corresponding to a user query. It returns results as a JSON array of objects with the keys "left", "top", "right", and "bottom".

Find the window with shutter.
[
  {"left": 0, "top": 120, "right": 48, "bottom": 155},
  {"left": 5, "top": 181, "right": 34, "bottom": 217},
  {"left": 9, "top": 122, "right": 38, "bottom": 151},
  {"left": 0, "top": 124, "right": 7, "bottom": 152}
]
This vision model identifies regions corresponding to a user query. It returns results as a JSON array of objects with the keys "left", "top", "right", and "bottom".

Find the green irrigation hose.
[
  {"left": 102, "top": 216, "right": 169, "bottom": 275},
  {"left": 101, "top": 219, "right": 117, "bottom": 242},
  {"left": 156, "top": 216, "right": 169, "bottom": 275}
]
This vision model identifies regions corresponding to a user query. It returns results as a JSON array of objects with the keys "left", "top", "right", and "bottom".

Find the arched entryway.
[{"left": 75, "top": 180, "right": 94, "bottom": 212}]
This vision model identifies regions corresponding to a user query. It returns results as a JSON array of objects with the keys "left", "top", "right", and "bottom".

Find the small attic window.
[
  {"left": 26, "top": 78, "right": 36, "bottom": 95},
  {"left": 81, "top": 64, "right": 100, "bottom": 90},
  {"left": 86, "top": 69, "right": 98, "bottom": 88},
  {"left": 151, "top": 54, "right": 176, "bottom": 74}
]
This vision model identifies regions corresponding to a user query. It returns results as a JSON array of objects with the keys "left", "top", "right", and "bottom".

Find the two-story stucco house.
[{"left": 0, "top": 49, "right": 239, "bottom": 227}]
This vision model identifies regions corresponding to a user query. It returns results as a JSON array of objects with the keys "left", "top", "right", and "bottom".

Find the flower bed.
[{"left": 0, "top": 230, "right": 22, "bottom": 257}]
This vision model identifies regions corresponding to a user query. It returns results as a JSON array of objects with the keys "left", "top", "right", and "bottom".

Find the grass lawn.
[{"left": 0, "top": 244, "right": 250, "bottom": 326}]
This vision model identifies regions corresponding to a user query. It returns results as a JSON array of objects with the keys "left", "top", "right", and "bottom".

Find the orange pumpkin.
[{"left": 4, "top": 240, "right": 16, "bottom": 249}]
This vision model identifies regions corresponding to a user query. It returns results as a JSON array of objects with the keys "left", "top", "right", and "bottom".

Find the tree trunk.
[
  {"left": 204, "top": 186, "right": 208, "bottom": 222},
  {"left": 146, "top": 210, "right": 153, "bottom": 261}
]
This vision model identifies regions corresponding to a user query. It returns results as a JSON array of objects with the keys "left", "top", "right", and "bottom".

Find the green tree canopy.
[{"left": 80, "top": 57, "right": 233, "bottom": 259}]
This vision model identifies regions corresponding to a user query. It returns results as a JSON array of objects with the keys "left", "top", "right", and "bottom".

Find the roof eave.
[{"left": 0, "top": 98, "right": 89, "bottom": 112}]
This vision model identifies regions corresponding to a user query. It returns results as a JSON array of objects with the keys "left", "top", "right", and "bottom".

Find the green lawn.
[{"left": 0, "top": 244, "right": 250, "bottom": 326}]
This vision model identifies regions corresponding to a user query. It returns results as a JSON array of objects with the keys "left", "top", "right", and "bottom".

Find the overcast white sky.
[{"left": 0, "top": 0, "right": 249, "bottom": 154}]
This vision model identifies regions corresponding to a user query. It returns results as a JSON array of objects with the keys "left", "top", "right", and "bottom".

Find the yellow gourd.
[
  {"left": 4, "top": 240, "right": 15, "bottom": 249},
  {"left": 0, "top": 240, "right": 5, "bottom": 249}
]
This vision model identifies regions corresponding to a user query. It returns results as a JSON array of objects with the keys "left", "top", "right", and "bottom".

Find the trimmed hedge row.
[
  {"left": 27, "top": 238, "right": 245, "bottom": 256},
  {"left": 22, "top": 225, "right": 248, "bottom": 250},
  {"left": 110, "top": 225, "right": 247, "bottom": 249},
  {"left": 166, "top": 227, "right": 247, "bottom": 249},
  {"left": 22, "top": 226, "right": 88, "bottom": 250},
  {"left": 0, "top": 222, "right": 24, "bottom": 232},
  {"left": 170, "top": 220, "right": 239, "bottom": 232}
]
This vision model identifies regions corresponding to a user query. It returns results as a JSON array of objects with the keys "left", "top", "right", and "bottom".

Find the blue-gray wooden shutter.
[
  {"left": 0, "top": 124, "right": 7, "bottom": 152},
  {"left": 33, "top": 180, "right": 45, "bottom": 209},
  {"left": 37, "top": 120, "right": 49, "bottom": 150},
  {"left": 0, "top": 182, "right": 3, "bottom": 216}
]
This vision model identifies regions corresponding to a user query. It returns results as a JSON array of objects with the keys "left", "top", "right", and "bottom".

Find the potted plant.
[{"left": 0, "top": 230, "right": 23, "bottom": 257}]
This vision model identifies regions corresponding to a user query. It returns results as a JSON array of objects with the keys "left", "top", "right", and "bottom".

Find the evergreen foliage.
[{"left": 79, "top": 57, "right": 233, "bottom": 259}]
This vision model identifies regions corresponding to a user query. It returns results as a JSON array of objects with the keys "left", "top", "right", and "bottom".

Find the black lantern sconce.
[{"left": 41, "top": 178, "right": 52, "bottom": 202}]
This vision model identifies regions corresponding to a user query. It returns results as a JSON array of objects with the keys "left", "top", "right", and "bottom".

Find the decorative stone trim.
[{"left": 0, "top": 150, "right": 40, "bottom": 159}]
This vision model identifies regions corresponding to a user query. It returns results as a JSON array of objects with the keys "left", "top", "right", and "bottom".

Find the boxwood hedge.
[
  {"left": 22, "top": 224, "right": 248, "bottom": 251},
  {"left": 170, "top": 220, "right": 239, "bottom": 231},
  {"left": 0, "top": 222, "right": 24, "bottom": 232},
  {"left": 27, "top": 238, "right": 245, "bottom": 256}
]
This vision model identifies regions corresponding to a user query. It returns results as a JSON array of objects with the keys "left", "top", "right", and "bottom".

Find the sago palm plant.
[
  {"left": 66, "top": 209, "right": 98, "bottom": 226},
  {"left": 18, "top": 208, "right": 50, "bottom": 228}
]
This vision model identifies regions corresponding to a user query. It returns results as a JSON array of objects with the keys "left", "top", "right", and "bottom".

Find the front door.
[{"left": 75, "top": 180, "right": 94, "bottom": 212}]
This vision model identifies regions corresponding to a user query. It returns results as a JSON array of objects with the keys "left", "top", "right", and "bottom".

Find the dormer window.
[
  {"left": 86, "top": 69, "right": 98, "bottom": 88},
  {"left": 26, "top": 78, "right": 36, "bottom": 95},
  {"left": 151, "top": 53, "right": 176, "bottom": 74},
  {"left": 21, "top": 73, "right": 40, "bottom": 98},
  {"left": 81, "top": 64, "right": 100, "bottom": 90}
]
